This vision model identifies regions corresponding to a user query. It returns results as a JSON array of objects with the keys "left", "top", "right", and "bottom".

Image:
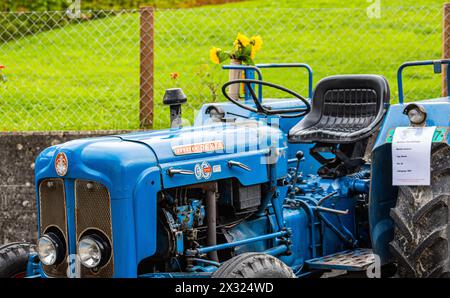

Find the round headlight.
[
  {"left": 37, "top": 232, "right": 65, "bottom": 266},
  {"left": 78, "top": 234, "right": 110, "bottom": 269},
  {"left": 404, "top": 104, "right": 427, "bottom": 126}
]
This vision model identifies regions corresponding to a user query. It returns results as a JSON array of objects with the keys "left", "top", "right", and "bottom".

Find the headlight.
[
  {"left": 37, "top": 232, "right": 65, "bottom": 266},
  {"left": 78, "top": 234, "right": 111, "bottom": 269},
  {"left": 404, "top": 103, "right": 427, "bottom": 126}
]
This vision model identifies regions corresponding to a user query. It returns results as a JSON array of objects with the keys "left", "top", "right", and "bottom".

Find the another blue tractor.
[{"left": 0, "top": 60, "right": 449, "bottom": 278}]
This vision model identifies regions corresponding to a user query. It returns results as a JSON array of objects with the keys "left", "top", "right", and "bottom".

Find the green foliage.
[
  {"left": 195, "top": 64, "right": 221, "bottom": 102},
  {"left": 0, "top": 12, "right": 69, "bottom": 42},
  {"left": 0, "top": 0, "right": 447, "bottom": 131},
  {"left": 0, "top": 1, "right": 238, "bottom": 42},
  {"left": 0, "top": 1, "right": 140, "bottom": 12},
  {"left": 0, "top": 72, "right": 6, "bottom": 84},
  {"left": 0, "top": 0, "right": 234, "bottom": 12}
]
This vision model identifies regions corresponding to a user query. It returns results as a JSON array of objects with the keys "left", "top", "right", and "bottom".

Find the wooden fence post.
[
  {"left": 443, "top": 3, "right": 450, "bottom": 97},
  {"left": 140, "top": 6, "right": 154, "bottom": 129}
]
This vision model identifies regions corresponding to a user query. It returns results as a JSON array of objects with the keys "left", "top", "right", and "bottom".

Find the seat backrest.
[{"left": 289, "top": 75, "right": 390, "bottom": 144}]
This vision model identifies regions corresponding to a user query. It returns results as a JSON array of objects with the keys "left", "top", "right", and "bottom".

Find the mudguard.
[{"left": 369, "top": 98, "right": 449, "bottom": 264}]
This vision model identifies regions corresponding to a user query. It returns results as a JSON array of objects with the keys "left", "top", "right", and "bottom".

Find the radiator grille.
[
  {"left": 38, "top": 178, "right": 68, "bottom": 277},
  {"left": 75, "top": 180, "right": 114, "bottom": 278}
]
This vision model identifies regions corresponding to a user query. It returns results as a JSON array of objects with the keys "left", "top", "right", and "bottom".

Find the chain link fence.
[{"left": 0, "top": 5, "right": 447, "bottom": 131}]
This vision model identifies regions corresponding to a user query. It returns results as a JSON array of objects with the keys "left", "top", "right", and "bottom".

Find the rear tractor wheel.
[{"left": 390, "top": 144, "right": 450, "bottom": 277}]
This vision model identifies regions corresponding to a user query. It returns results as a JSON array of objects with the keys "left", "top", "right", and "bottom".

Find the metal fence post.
[
  {"left": 140, "top": 6, "right": 154, "bottom": 129},
  {"left": 443, "top": 3, "right": 450, "bottom": 97}
]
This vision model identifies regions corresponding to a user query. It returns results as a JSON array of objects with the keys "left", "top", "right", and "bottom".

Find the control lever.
[
  {"left": 315, "top": 206, "right": 349, "bottom": 215},
  {"left": 228, "top": 160, "right": 251, "bottom": 172},
  {"left": 289, "top": 151, "right": 304, "bottom": 196},
  {"left": 167, "top": 168, "right": 194, "bottom": 177}
]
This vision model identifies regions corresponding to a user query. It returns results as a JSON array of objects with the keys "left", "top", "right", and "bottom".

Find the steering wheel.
[{"left": 221, "top": 79, "right": 311, "bottom": 118}]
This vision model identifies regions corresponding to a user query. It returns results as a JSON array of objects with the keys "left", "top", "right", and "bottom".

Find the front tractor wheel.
[
  {"left": 212, "top": 252, "right": 295, "bottom": 278},
  {"left": 0, "top": 242, "right": 36, "bottom": 278},
  {"left": 390, "top": 144, "right": 450, "bottom": 278}
]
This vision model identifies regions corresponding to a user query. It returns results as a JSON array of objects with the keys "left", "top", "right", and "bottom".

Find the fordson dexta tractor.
[{"left": 0, "top": 60, "right": 449, "bottom": 278}]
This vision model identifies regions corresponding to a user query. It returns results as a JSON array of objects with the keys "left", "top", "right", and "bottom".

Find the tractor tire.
[
  {"left": 389, "top": 143, "right": 450, "bottom": 278},
  {"left": 0, "top": 242, "right": 36, "bottom": 278},
  {"left": 211, "top": 252, "right": 295, "bottom": 278}
]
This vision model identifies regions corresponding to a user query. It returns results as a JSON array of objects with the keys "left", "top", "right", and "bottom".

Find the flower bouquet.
[{"left": 210, "top": 33, "right": 263, "bottom": 99}]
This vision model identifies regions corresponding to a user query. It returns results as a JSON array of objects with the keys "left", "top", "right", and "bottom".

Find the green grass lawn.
[{"left": 0, "top": 0, "right": 447, "bottom": 131}]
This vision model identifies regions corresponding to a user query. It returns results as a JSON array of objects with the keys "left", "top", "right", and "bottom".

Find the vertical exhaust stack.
[
  {"left": 163, "top": 88, "right": 187, "bottom": 129},
  {"left": 206, "top": 185, "right": 219, "bottom": 262}
]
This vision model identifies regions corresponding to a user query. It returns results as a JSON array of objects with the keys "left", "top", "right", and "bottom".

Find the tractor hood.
[
  {"left": 33, "top": 120, "right": 288, "bottom": 277},
  {"left": 117, "top": 121, "right": 285, "bottom": 163},
  {"left": 34, "top": 136, "right": 158, "bottom": 198},
  {"left": 117, "top": 120, "right": 288, "bottom": 188},
  {"left": 35, "top": 120, "right": 288, "bottom": 192}
]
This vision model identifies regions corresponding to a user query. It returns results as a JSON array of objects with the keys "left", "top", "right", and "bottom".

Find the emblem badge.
[
  {"left": 55, "top": 152, "right": 68, "bottom": 176},
  {"left": 194, "top": 161, "right": 212, "bottom": 180},
  {"left": 194, "top": 163, "right": 203, "bottom": 180}
]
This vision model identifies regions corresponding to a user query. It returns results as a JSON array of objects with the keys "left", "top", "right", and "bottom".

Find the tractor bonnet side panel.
[{"left": 119, "top": 121, "right": 288, "bottom": 188}]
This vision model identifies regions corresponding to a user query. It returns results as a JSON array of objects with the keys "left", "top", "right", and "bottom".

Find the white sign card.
[{"left": 392, "top": 126, "right": 436, "bottom": 186}]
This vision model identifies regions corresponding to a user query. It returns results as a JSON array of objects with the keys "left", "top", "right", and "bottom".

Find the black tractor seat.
[
  {"left": 289, "top": 75, "right": 390, "bottom": 144},
  {"left": 288, "top": 75, "right": 390, "bottom": 178}
]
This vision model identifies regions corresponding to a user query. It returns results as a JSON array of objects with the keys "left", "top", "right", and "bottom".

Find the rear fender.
[{"left": 369, "top": 99, "right": 449, "bottom": 264}]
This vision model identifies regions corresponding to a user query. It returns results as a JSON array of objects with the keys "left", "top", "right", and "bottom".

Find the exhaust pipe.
[{"left": 206, "top": 187, "right": 219, "bottom": 262}]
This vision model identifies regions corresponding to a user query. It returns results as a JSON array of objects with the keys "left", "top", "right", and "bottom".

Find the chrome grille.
[
  {"left": 38, "top": 178, "right": 68, "bottom": 277},
  {"left": 75, "top": 180, "right": 114, "bottom": 278}
]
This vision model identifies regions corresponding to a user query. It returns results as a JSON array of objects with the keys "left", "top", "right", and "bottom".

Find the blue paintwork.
[
  {"left": 194, "top": 101, "right": 322, "bottom": 176},
  {"left": 29, "top": 62, "right": 363, "bottom": 278},
  {"left": 193, "top": 231, "right": 289, "bottom": 255},
  {"left": 35, "top": 137, "right": 162, "bottom": 277},
  {"left": 371, "top": 60, "right": 450, "bottom": 264},
  {"left": 219, "top": 173, "right": 365, "bottom": 273},
  {"left": 29, "top": 60, "right": 449, "bottom": 278},
  {"left": 369, "top": 97, "right": 450, "bottom": 264},
  {"left": 119, "top": 122, "right": 288, "bottom": 188},
  {"left": 25, "top": 253, "right": 40, "bottom": 278}
]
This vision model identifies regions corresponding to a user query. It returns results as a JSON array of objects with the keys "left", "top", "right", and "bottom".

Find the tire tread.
[
  {"left": 212, "top": 252, "right": 295, "bottom": 278},
  {"left": 390, "top": 144, "right": 450, "bottom": 277}
]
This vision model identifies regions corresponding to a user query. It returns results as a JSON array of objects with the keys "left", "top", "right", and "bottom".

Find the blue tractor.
[{"left": 0, "top": 60, "right": 449, "bottom": 278}]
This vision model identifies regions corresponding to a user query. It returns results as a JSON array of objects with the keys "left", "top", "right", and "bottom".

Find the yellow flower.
[
  {"left": 233, "top": 39, "right": 239, "bottom": 49},
  {"left": 250, "top": 35, "right": 263, "bottom": 52},
  {"left": 209, "top": 47, "right": 221, "bottom": 64},
  {"left": 236, "top": 32, "right": 250, "bottom": 47},
  {"left": 250, "top": 47, "right": 256, "bottom": 60}
]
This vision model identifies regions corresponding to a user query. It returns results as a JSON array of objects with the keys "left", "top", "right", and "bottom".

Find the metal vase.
[{"left": 228, "top": 59, "right": 242, "bottom": 100}]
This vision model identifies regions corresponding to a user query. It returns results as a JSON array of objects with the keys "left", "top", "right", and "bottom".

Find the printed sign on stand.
[{"left": 392, "top": 126, "right": 436, "bottom": 186}]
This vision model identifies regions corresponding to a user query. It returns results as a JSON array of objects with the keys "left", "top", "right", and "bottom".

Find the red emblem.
[{"left": 55, "top": 152, "right": 68, "bottom": 176}]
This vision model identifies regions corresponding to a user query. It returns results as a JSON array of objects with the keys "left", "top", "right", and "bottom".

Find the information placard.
[{"left": 392, "top": 126, "right": 436, "bottom": 186}]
